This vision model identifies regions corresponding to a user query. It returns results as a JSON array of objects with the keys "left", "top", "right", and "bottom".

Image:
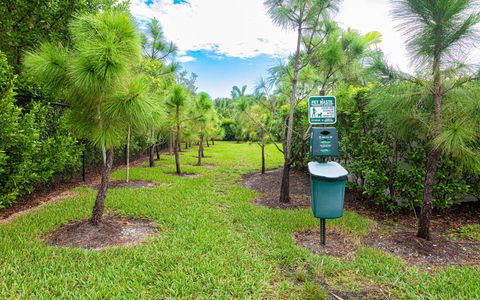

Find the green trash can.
[{"left": 308, "top": 161, "right": 348, "bottom": 219}]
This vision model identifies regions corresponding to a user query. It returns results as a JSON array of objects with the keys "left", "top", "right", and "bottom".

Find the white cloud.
[
  {"left": 130, "top": 0, "right": 297, "bottom": 58},
  {"left": 176, "top": 55, "right": 196, "bottom": 63},
  {"left": 335, "top": 0, "right": 411, "bottom": 73}
]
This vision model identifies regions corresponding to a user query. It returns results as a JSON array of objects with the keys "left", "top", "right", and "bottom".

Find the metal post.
[
  {"left": 320, "top": 218, "right": 326, "bottom": 245},
  {"left": 82, "top": 149, "right": 86, "bottom": 182}
]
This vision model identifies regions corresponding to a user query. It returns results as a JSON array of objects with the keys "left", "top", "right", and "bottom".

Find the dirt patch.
[
  {"left": 243, "top": 169, "right": 310, "bottom": 195},
  {"left": 165, "top": 172, "right": 202, "bottom": 178},
  {"left": 252, "top": 194, "right": 310, "bottom": 209},
  {"left": 44, "top": 215, "right": 158, "bottom": 250},
  {"left": 108, "top": 180, "right": 159, "bottom": 188},
  {"left": 363, "top": 230, "right": 480, "bottom": 267},
  {"left": 191, "top": 163, "right": 216, "bottom": 168},
  {"left": 191, "top": 155, "right": 212, "bottom": 159},
  {"left": 294, "top": 228, "right": 360, "bottom": 259}
]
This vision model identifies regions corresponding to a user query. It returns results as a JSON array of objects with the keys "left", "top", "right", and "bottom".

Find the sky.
[{"left": 130, "top": 0, "right": 411, "bottom": 99}]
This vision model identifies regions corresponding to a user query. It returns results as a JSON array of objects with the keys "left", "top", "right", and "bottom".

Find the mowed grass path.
[{"left": 0, "top": 142, "right": 479, "bottom": 299}]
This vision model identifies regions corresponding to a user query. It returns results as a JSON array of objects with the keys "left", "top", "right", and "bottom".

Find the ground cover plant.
[{"left": 0, "top": 142, "right": 479, "bottom": 299}]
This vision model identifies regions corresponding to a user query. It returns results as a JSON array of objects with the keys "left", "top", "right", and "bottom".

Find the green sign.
[{"left": 308, "top": 96, "right": 336, "bottom": 124}]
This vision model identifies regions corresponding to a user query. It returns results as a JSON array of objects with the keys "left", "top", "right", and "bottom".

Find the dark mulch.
[
  {"left": 363, "top": 230, "right": 480, "bottom": 267},
  {"left": 44, "top": 215, "right": 158, "bottom": 250},
  {"left": 108, "top": 180, "right": 159, "bottom": 189},
  {"left": 252, "top": 194, "right": 310, "bottom": 209},
  {"left": 294, "top": 228, "right": 360, "bottom": 259},
  {"left": 249, "top": 168, "right": 480, "bottom": 266},
  {"left": 191, "top": 155, "right": 212, "bottom": 159},
  {"left": 165, "top": 172, "right": 202, "bottom": 178},
  {"left": 243, "top": 168, "right": 310, "bottom": 195},
  {"left": 190, "top": 163, "right": 216, "bottom": 168}
]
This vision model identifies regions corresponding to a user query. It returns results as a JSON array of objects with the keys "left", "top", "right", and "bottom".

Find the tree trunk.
[
  {"left": 91, "top": 147, "right": 114, "bottom": 225},
  {"left": 206, "top": 138, "right": 210, "bottom": 147},
  {"left": 156, "top": 142, "right": 160, "bottom": 160},
  {"left": 149, "top": 127, "right": 155, "bottom": 167},
  {"left": 279, "top": 22, "right": 303, "bottom": 203},
  {"left": 261, "top": 129, "right": 266, "bottom": 174},
  {"left": 212, "top": 139, "right": 215, "bottom": 145},
  {"left": 197, "top": 134, "right": 204, "bottom": 166},
  {"left": 101, "top": 144, "right": 106, "bottom": 165},
  {"left": 417, "top": 42, "right": 443, "bottom": 240},
  {"left": 168, "top": 131, "right": 173, "bottom": 155},
  {"left": 185, "top": 141, "right": 188, "bottom": 149},
  {"left": 126, "top": 127, "right": 130, "bottom": 183},
  {"left": 279, "top": 161, "right": 291, "bottom": 203},
  {"left": 175, "top": 104, "right": 181, "bottom": 174}
]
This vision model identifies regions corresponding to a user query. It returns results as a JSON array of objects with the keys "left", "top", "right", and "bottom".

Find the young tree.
[
  {"left": 25, "top": 11, "right": 147, "bottom": 225},
  {"left": 390, "top": 0, "right": 480, "bottom": 240},
  {"left": 264, "top": 0, "right": 339, "bottom": 203},
  {"left": 166, "top": 85, "right": 188, "bottom": 174},
  {"left": 141, "top": 18, "right": 177, "bottom": 167},
  {"left": 192, "top": 92, "right": 214, "bottom": 166}
]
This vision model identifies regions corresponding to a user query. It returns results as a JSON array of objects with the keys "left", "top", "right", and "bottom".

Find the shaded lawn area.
[{"left": 0, "top": 141, "right": 479, "bottom": 299}]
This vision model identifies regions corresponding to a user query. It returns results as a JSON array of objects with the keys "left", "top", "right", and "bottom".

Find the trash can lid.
[{"left": 308, "top": 161, "right": 348, "bottom": 181}]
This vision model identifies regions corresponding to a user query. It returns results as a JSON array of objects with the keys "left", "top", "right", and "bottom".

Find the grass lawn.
[{"left": 0, "top": 142, "right": 479, "bottom": 299}]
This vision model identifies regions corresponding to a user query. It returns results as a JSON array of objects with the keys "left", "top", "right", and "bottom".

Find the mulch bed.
[
  {"left": 243, "top": 169, "right": 311, "bottom": 209},
  {"left": 246, "top": 168, "right": 480, "bottom": 267},
  {"left": 252, "top": 194, "right": 310, "bottom": 209},
  {"left": 243, "top": 168, "right": 310, "bottom": 195},
  {"left": 108, "top": 180, "right": 159, "bottom": 189},
  {"left": 190, "top": 163, "right": 216, "bottom": 168},
  {"left": 294, "top": 228, "right": 360, "bottom": 259},
  {"left": 44, "top": 215, "right": 158, "bottom": 250},
  {"left": 165, "top": 172, "right": 202, "bottom": 178},
  {"left": 362, "top": 230, "right": 480, "bottom": 267}
]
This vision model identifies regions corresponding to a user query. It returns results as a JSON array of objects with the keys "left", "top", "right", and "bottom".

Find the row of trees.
[
  {"left": 216, "top": 0, "right": 480, "bottom": 241},
  {"left": 6, "top": 7, "right": 222, "bottom": 225}
]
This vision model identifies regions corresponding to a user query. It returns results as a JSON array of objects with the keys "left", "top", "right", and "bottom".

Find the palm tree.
[
  {"left": 25, "top": 11, "right": 148, "bottom": 225},
  {"left": 391, "top": 0, "right": 480, "bottom": 240},
  {"left": 264, "top": 0, "right": 339, "bottom": 203},
  {"left": 231, "top": 85, "right": 247, "bottom": 99}
]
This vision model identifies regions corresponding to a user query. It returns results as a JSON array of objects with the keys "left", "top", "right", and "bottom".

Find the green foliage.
[
  {"left": 0, "top": 52, "right": 81, "bottom": 208},
  {"left": 449, "top": 224, "right": 480, "bottom": 241},
  {"left": 25, "top": 10, "right": 147, "bottom": 150},
  {"left": 220, "top": 118, "right": 237, "bottom": 141},
  {"left": 0, "top": 0, "right": 127, "bottom": 71}
]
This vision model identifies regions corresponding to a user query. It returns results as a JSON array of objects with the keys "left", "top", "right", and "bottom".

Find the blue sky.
[
  {"left": 131, "top": 0, "right": 413, "bottom": 99},
  {"left": 177, "top": 51, "right": 280, "bottom": 98}
]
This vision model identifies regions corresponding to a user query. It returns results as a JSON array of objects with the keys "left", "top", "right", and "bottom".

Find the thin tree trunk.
[
  {"left": 261, "top": 129, "right": 265, "bottom": 174},
  {"left": 101, "top": 144, "right": 106, "bottom": 165},
  {"left": 91, "top": 147, "right": 114, "bottom": 225},
  {"left": 175, "top": 105, "right": 181, "bottom": 174},
  {"left": 168, "top": 131, "right": 173, "bottom": 155},
  {"left": 417, "top": 41, "right": 443, "bottom": 240},
  {"left": 156, "top": 142, "right": 160, "bottom": 160},
  {"left": 197, "top": 134, "right": 204, "bottom": 166},
  {"left": 126, "top": 127, "right": 130, "bottom": 183},
  {"left": 212, "top": 138, "right": 215, "bottom": 145},
  {"left": 149, "top": 127, "right": 155, "bottom": 167},
  {"left": 206, "top": 138, "right": 210, "bottom": 147},
  {"left": 279, "top": 22, "right": 303, "bottom": 204}
]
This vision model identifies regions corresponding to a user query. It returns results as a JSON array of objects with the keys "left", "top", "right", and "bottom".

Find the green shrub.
[{"left": 0, "top": 51, "right": 81, "bottom": 208}]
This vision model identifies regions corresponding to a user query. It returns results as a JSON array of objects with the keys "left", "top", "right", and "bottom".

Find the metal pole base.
[{"left": 320, "top": 218, "right": 326, "bottom": 246}]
